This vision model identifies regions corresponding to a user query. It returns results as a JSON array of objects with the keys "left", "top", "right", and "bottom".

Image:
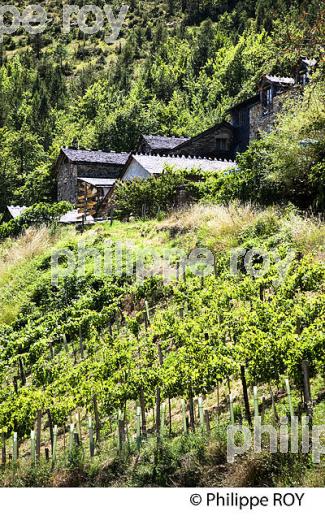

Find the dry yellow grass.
[
  {"left": 283, "top": 214, "right": 325, "bottom": 254},
  {"left": 0, "top": 227, "right": 66, "bottom": 324},
  {"left": 0, "top": 227, "right": 53, "bottom": 279},
  {"left": 158, "top": 203, "right": 258, "bottom": 234},
  {"left": 158, "top": 203, "right": 325, "bottom": 254},
  {"left": 157, "top": 203, "right": 261, "bottom": 251}
]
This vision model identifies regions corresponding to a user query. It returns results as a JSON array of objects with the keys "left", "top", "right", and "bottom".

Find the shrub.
[{"left": 0, "top": 202, "right": 72, "bottom": 241}]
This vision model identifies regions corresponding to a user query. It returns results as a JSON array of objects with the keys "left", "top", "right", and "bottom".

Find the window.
[
  {"left": 216, "top": 138, "right": 230, "bottom": 152},
  {"left": 262, "top": 87, "right": 273, "bottom": 108},
  {"left": 239, "top": 110, "right": 246, "bottom": 126},
  {"left": 266, "top": 88, "right": 273, "bottom": 106},
  {"left": 299, "top": 72, "right": 308, "bottom": 86}
]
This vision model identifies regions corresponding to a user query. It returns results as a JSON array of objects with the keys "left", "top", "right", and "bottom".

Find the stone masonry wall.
[
  {"left": 57, "top": 161, "right": 78, "bottom": 204},
  {"left": 249, "top": 90, "right": 299, "bottom": 141}
]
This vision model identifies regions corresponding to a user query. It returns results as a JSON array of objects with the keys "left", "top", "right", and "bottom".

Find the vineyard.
[{"left": 0, "top": 204, "right": 324, "bottom": 486}]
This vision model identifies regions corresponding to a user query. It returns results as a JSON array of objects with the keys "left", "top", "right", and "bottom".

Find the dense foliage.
[{"left": 0, "top": 0, "right": 324, "bottom": 213}]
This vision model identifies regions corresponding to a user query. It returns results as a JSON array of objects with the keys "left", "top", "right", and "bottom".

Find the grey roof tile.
[
  {"left": 264, "top": 75, "right": 295, "bottom": 85},
  {"left": 142, "top": 135, "right": 190, "bottom": 150},
  {"left": 131, "top": 154, "right": 236, "bottom": 175},
  {"left": 62, "top": 148, "right": 130, "bottom": 165},
  {"left": 301, "top": 58, "right": 317, "bottom": 67},
  {"left": 7, "top": 206, "right": 27, "bottom": 218}
]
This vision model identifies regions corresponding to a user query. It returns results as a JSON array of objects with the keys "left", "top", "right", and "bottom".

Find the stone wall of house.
[
  {"left": 57, "top": 160, "right": 78, "bottom": 204},
  {"left": 249, "top": 91, "right": 297, "bottom": 141},
  {"left": 176, "top": 127, "right": 234, "bottom": 159},
  {"left": 57, "top": 161, "right": 125, "bottom": 204}
]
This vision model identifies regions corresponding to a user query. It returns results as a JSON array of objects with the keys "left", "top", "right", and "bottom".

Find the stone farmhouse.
[
  {"left": 54, "top": 58, "right": 316, "bottom": 219},
  {"left": 55, "top": 148, "right": 130, "bottom": 218}
]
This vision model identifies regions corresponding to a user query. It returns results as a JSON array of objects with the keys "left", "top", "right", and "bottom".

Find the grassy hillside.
[{"left": 0, "top": 204, "right": 324, "bottom": 486}]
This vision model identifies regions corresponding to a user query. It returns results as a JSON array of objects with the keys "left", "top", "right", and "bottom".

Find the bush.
[
  {"left": 114, "top": 167, "right": 197, "bottom": 218},
  {"left": 0, "top": 202, "right": 72, "bottom": 241}
]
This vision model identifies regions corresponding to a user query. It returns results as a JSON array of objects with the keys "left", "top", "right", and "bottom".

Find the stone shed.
[{"left": 55, "top": 148, "right": 130, "bottom": 205}]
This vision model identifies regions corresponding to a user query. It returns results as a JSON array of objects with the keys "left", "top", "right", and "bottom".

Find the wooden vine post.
[
  {"left": 1, "top": 432, "right": 6, "bottom": 466},
  {"left": 198, "top": 396, "right": 205, "bottom": 430},
  {"left": 136, "top": 406, "right": 142, "bottom": 450},
  {"left": 240, "top": 366, "right": 252, "bottom": 426},
  {"left": 13, "top": 376, "right": 18, "bottom": 394},
  {"left": 44, "top": 447, "right": 49, "bottom": 462},
  {"left": 155, "top": 394, "right": 161, "bottom": 438},
  {"left": 92, "top": 394, "right": 101, "bottom": 444},
  {"left": 136, "top": 333, "right": 147, "bottom": 438},
  {"left": 117, "top": 409, "right": 126, "bottom": 453},
  {"left": 160, "top": 403, "right": 166, "bottom": 438},
  {"left": 189, "top": 389, "right": 195, "bottom": 431},
  {"left": 145, "top": 300, "right": 151, "bottom": 325},
  {"left": 47, "top": 410, "right": 54, "bottom": 453},
  {"left": 181, "top": 399, "right": 187, "bottom": 434},
  {"left": 30, "top": 430, "right": 36, "bottom": 465},
  {"left": 302, "top": 360, "right": 313, "bottom": 419},
  {"left": 216, "top": 381, "right": 221, "bottom": 425},
  {"left": 88, "top": 417, "right": 95, "bottom": 457},
  {"left": 69, "top": 424, "right": 75, "bottom": 457},
  {"left": 156, "top": 341, "right": 164, "bottom": 437},
  {"left": 13, "top": 432, "right": 18, "bottom": 466},
  {"left": 204, "top": 410, "right": 211, "bottom": 435},
  {"left": 285, "top": 379, "right": 294, "bottom": 420},
  {"left": 139, "top": 389, "right": 147, "bottom": 438},
  {"left": 253, "top": 387, "right": 259, "bottom": 420},
  {"left": 36, "top": 410, "right": 42, "bottom": 461},
  {"left": 229, "top": 394, "right": 235, "bottom": 426},
  {"left": 52, "top": 425, "right": 58, "bottom": 465}
]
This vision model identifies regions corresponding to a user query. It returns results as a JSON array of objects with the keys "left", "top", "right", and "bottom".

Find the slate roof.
[
  {"left": 78, "top": 177, "right": 117, "bottom": 187},
  {"left": 61, "top": 148, "right": 130, "bottom": 165},
  {"left": 7, "top": 206, "right": 27, "bottom": 219},
  {"left": 172, "top": 122, "right": 234, "bottom": 152},
  {"left": 301, "top": 58, "right": 317, "bottom": 68},
  {"left": 129, "top": 154, "right": 236, "bottom": 175},
  {"left": 141, "top": 135, "right": 190, "bottom": 150},
  {"left": 264, "top": 75, "right": 295, "bottom": 86}
]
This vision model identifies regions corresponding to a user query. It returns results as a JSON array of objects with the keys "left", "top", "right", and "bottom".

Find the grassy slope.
[
  {"left": 0, "top": 204, "right": 324, "bottom": 486},
  {"left": 1, "top": 204, "right": 323, "bottom": 326}
]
